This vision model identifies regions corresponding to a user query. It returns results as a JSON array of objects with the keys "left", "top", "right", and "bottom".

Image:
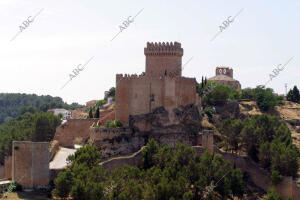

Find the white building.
[{"left": 48, "top": 108, "right": 72, "bottom": 120}]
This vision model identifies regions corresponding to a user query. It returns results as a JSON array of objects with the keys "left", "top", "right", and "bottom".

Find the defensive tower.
[{"left": 144, "top": 42, "right": 183, "bottom": 77}]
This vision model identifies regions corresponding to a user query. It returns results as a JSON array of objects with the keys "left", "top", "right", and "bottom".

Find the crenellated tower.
[{"left": 144, "top": 42, "right": 183, "bottom": 77}]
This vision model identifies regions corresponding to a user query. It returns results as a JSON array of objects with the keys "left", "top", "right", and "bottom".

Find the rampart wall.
[
  {"left": 0, "top": 166, "right": 4, "bottom": 179},
  {"left": 12, "top": 141, "right": 49, "bottom": 189},
  {"left": 115, "top": 75, "right": 196, "bottom": 125},
  {"left": 54, "top": 119, "right": 98, "bottom": 147},
  {"left": 4, "top": 157, "right": 11, "bottom": 180}
]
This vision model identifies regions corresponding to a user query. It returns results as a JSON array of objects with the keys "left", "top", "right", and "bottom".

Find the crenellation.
[{"left": 144, "top": 41, "right": 183, "bottom": 56}]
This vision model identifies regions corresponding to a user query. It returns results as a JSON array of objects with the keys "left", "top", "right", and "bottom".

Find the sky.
[{"left": 0, "top": 0, "right": 299, "bottom": 104}]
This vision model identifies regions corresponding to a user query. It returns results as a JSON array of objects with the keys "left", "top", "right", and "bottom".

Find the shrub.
[
  {"left": 265, "top": 187, "right": 282, "bottom": 200},
  {"left": 271, "top": 170, "right": 283, "bottom": 185},
  {"left": 105, "top": 120, "right": 123, "bottom": 128}
]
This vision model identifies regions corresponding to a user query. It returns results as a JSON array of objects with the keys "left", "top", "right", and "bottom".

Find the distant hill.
[{"left": 0, "top": 93, "right": 83, "bottom": 124}]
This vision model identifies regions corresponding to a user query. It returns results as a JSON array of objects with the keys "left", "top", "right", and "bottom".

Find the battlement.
[
  {"left": 216, "top": 67, "right": 233, "bottom": 78},
  {"left": 144, "top": 42, "right": 183, "bottom": 56},
  {"left": 116, "top": 74, "right": 195, "bottom": 83}
]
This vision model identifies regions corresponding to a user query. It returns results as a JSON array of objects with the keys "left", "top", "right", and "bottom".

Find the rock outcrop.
[{"left": 91, "top": 104, "right": 204, "bottom": 159}]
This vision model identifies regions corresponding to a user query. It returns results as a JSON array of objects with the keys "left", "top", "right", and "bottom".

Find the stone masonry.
[
  {"left": 12, "top": 141, "right": 49, "bottom": 189},
  {"left": 115, "top": 42, "right": 198, "bottom": 125}
]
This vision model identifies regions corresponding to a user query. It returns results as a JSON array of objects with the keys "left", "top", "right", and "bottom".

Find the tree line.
[
  {"left": 0, "top": 93, "right": 82, "bottom": 125},
  {"left": 218, "top": 114, "right": 299, "bottom": 183},
  {"left": 53, "top": 140, "right": 245, "bottom": 200}
]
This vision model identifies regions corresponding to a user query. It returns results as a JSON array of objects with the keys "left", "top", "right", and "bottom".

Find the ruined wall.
[
  {"left": 12, "top": 141, "right": 49, "bottom": 189},
  {"left": 116, "top": 75, "right": 196, "bottom": 125},
  {"left": 4, "top": 156, "right": 12, "bottom": 179},
  {"left": 54, "top": 119, "right": 98, "bottom": 147},
  {"left": 90, "top": 127, "right": 144, "bottom": 159},
  {"left": 200, "top": 130, "right": 214, "bottom": 153},
  {"left": 145, "top": 42, "right": 183, "bottom": 77}
]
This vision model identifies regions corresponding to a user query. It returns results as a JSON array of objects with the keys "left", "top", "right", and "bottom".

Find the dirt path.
[{"left": 99, "top": 146, "right": 146, "bottom": 166}]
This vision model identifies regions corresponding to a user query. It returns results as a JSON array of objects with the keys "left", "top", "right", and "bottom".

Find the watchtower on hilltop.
[{"left": 144, "top": 42, "right": 183, "bottom": 77}]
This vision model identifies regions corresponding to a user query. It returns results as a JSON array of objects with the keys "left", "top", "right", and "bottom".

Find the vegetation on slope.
[
  {"left": 0, "top": 93, "right": 82, "bottom": 124},
  {"left": 0, "top": 112, "right": 61, "bottom": 164},
  {"left": 218, "top": 114, "right": 299, "bottom": 183},
  {"left": 197, "top": 80, "right": 283, "bottom": 112},
  {"left": 53, "top": 140, "right": 245, "bottom": 200}
]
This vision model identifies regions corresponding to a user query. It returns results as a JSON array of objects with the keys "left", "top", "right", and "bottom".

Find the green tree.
[
  {"left": 287, "top": 85, "right": 300, "bottom": 103},
  {"left": 67, "top": 144, "right": 101, "bottom": 168},
  {"left": 271, "top": 170, "right": 283, "bottom": 185},
  {"left": 32, "top": 113, "right": 61, "bottom": 142},
  {"left": 142, "top": 139, "right": 159, "bottom": 169},
  {"left": 88, "top": 108, "right": 93, "bottom": 118},
  {"left": 219, "top": 119, "right": 243, "bottom": 153},
  {"left": 52, "top": 169, "right": 73, "bottom": 199},
  {"left": 230, "top": 169, "right": 244, "bottom": 199},
  {"left": 108, "top": 87, "right": 116, "bottom": 97},
  {"left": 254, "top": 86, "right": 277, "bottom": 111},
  {"left": 265, "top": 187, "right": 282, "bottom": 200},
  {"left": 94, "top": 107, "right": 100, "bottom": 118},
  {"left": 241, "top": 88, "right": 255, "bottom": 100}
]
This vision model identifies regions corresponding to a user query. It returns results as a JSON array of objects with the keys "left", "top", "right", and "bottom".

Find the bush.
[
  {"left": 271, "top": 170, "right": 283, "bottom": 185},
  {"left": 105, "top": 120, "right": 123, "bottom": 128},
  {"left": 203, "top": 107, "right": 215, "bottom": 118},
  {"left": 241, "top": 88, "right": 255, "bottom": 100},
  {"left": 265, "top": 187, "right": 282, "bottom": 200}
]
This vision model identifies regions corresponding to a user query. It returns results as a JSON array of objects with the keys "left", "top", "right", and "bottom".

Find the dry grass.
[{"left": 2, "top": 192, "right": 50, "bottom": 200}]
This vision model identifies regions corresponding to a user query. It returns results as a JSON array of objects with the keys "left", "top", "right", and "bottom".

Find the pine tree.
[
  {"left": 204, "top": 77, "right": 207, "bottom": 85},
  {"left": 88, "top": 108, "right": 93, "bottom": 118},
  {"left": 201, "top": 76, "right": 204, "bottom": 88},
  {"left": 94, "top": 107, "right": 100, "bottom": 118},
  {"left": 292, "top": 86, "right": 300, "bottom": 102},
  {"left": 287, "top": 86, "right": 300, "bottom": 103}
]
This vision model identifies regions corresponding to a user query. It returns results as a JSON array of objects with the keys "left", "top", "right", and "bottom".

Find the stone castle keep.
[{"left": 116, "top": 42, "right": 199, "bottom": 125}]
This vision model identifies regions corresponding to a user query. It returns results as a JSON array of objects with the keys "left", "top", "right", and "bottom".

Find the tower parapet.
[
  {"left": 144, "top": 42, "right": 183, "bottom": 56},
  {"left": 145, "top": 41, "right": 183, "bottom": 77}
]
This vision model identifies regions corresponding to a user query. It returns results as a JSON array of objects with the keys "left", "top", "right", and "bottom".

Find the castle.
[{"left": 115, "top": 42, "right": 200, "bottom": 125}]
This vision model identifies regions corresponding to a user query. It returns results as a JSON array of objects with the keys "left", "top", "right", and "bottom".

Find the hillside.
[{"left": 0, "top": 93, "right": 82, "bottom": 124}]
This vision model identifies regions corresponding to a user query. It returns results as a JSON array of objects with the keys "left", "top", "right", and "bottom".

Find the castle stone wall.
[
  {"left": 0, "top": 166, "right": 4, "bottom": 179},
  {"left": 12, "top": 141, "right": 49, "bottom": 189},
  {"left": 145, "top": 42, "right": 183, "bottom": 77},
  {"left": 54, "top": 119, "right": 98, "bottom": 147},
  {"left": 201, "top": 130, "right": 214, "bottom": 153},
  {"left": 4, "top": 156, "right": 12, "bottom": 179},
  {"left": 116, "top": 75, "right": 196, "bottom": 125}
]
